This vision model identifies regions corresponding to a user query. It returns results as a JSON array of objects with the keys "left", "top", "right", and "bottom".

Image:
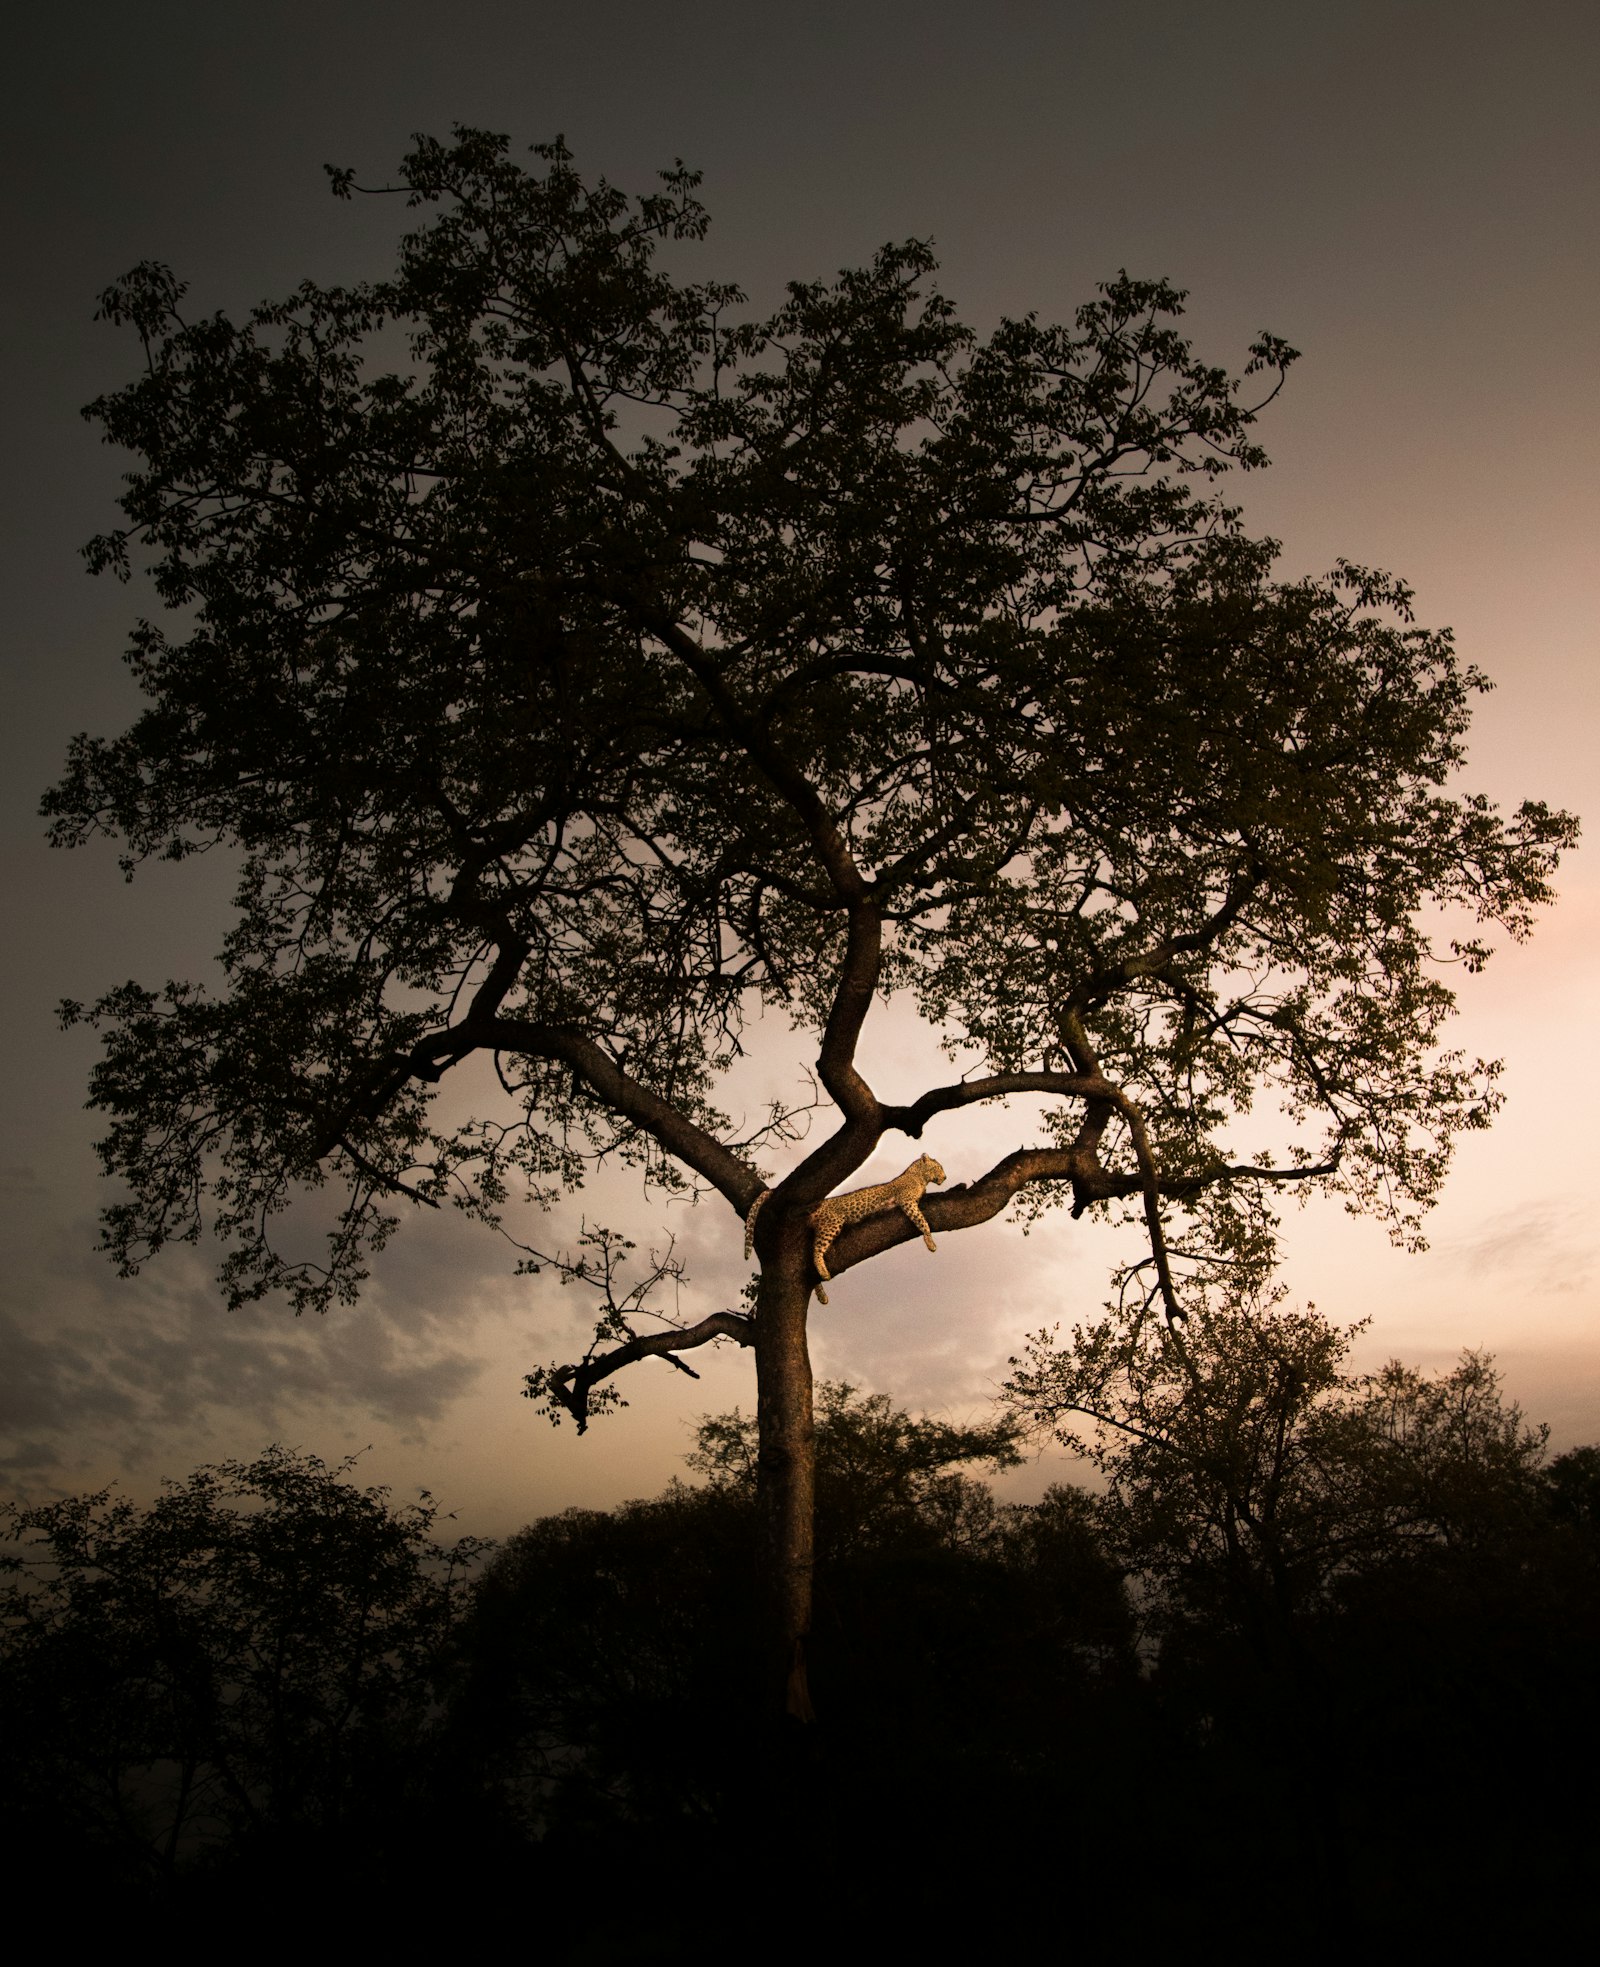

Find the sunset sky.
[{"left": 3, "top": 1, "right": 1595, "bottom": 1532}]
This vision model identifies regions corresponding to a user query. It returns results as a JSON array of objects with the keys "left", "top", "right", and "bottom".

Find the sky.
[{"left": 2, "top": 0, "right": 1596, "bottom": 1533}]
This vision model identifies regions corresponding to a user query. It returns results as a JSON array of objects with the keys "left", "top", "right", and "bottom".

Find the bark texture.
[{"left": 754, "top": 1252, "right": 817, "bottom": 1723}]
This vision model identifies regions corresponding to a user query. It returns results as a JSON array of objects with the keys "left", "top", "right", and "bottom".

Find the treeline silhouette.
[{"left": 5, "top": 1330, "right": 1598, "bottom": 1949}]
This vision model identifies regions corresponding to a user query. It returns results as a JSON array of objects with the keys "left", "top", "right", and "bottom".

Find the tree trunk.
[{"left": 754, "top": 1256, "right": 817, "bottom": 1724}]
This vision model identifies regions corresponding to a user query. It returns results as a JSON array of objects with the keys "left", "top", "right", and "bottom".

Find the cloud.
[
  {"left": 0, "top": 1190, "right": 530, "bottom": 1480},
  {"left": 1443, "top": 1197, "right": 1595, "bottom": 1297}
]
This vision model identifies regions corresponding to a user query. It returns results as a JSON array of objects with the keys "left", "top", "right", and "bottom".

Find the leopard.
[{"left": 742, "top": 1153, "right": 947, "bottom": 1303}]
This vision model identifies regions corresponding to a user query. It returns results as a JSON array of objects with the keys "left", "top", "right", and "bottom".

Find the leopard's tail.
[
  {"left": 745, "top": 1187, "right": 830, "bottom": 1300},
  {"left": 743, "top": 1188, "right": 771, "bottom": 1259}
]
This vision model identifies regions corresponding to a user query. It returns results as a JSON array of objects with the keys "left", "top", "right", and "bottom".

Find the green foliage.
[
  {"left": 43, "top": 126, "right": 1574, "bottom": 1327},
  {"left": 0, "top": 1447, "right": 487, "bottom": 1885}
]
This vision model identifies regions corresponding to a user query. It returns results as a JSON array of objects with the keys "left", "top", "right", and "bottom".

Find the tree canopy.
[
  {"left": 7, "top": 1374, "right": 1596, "bottom": 1938},
  {"left": 1004, "top": 1285, "right": 1552, "bottom": 1661},
  {"left": 0, "top": 1448, "right": 485, "bottom": 1885},
  {"left": 47, "top": 127, "right": 1575, "bottom": 1715}
]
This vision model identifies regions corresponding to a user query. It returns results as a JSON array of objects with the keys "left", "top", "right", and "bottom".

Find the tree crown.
[
  {"left": 47, "top": 128, "right": 1575, "bottom": 1366},
  {"left": 1004, "top": 1286, "right": 1551, "bottom": 1638}
]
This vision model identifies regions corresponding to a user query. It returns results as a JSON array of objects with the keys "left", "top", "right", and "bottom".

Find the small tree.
[
  {"left": 1002, "top": 1290, "right": 1550, "bottom": 1660},
  {"left": 0, "top": 1447, "right": 486, "bottom": 1884},
  {"left": 47, "top": 128, "right": 1574, "bottom": 1718},
  {"left": 1005, "top": 1297, "right": 1600, "bottom": 1929},
  {"left": 687, "top": 1379, "right": 1020, "bottom": 1563}
]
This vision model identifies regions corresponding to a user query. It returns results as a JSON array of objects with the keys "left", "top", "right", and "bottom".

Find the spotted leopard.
[{"left": 742, "top": 1154, "right": 947, "bottom": 1303}]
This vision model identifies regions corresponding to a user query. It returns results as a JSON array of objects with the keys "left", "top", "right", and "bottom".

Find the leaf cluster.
[{"left": 45, "top": 127, "right": 1576, "bottom": 1316}]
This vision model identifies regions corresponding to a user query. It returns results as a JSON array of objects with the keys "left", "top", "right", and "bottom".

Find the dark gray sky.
[{"left": 3, "top": 2, "right": 1596, "bottom": 1528}]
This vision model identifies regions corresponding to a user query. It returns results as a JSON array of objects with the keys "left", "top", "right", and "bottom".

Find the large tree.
[{"left": 47, "top": 129, "right": 1574, "bottom": 1721}]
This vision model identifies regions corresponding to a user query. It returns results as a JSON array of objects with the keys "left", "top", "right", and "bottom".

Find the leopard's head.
[{"left": 918, "top": 1154, "right": 946, "bottom": 1185}]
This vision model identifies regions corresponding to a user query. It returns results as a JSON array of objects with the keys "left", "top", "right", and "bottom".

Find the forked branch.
[{"left": 524, "top": 1309, "right": 756, "bottom": 1433}]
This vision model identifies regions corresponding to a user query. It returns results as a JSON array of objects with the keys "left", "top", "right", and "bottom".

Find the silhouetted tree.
[
  {"left": 0, "top": 1447, "right": 486, "bottom": 1892},
  {"left": 1005, "top": 1288, "right": 1550, "bottom": 1657},
  {"left": 1003, "top": 1290, "right": 1600, "bottom": 1931},
  {"left": 459, "top": 1383, "right": 1134, "bottom": 1946},
  {"left": 686, "top": 1378, "right": 1021, "bottom": 1562},
  {"left": 1545, "top": 1442, "right": 1600, "bottom": 1535},
  {"left": 48, "top": 126, "right": 1575, "bottom": 1717},
  {"left": 464, "top": 1383, "right": 1028, "bottom": 1810}
]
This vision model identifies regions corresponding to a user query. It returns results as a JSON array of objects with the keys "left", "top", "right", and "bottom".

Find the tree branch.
[
  {"left": 483, "top": 1018, "right": 763, "bottom": 1213},
  {"left": 818, "top": 1145, "right": 1095, "bottom": 1277},
  {"left": 813, "top": 898, "right": 884, "bottom": 1130},
  {"left": 644, "top": 612, "right": 867, "bottom": 904},
  {"left": 526, "top": 1309, "right": 756, "bottom": 1434},
  {"left": 1063, "top": 867, "right": 1262, "bottom": 1017},
  {"left": 814, "top": 1141, "right": 1342, "bottom": 1286},
  {"left": 642, "top": 611, "right": 891, "bottom": 1175},
  {"left": 881, "top": 1069, "right": 1113, "bottom": 1138}
]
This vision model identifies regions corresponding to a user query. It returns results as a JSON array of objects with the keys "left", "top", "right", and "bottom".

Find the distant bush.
[{"left": 0, "top": 1446, "right": 489, "bottom": 1898}]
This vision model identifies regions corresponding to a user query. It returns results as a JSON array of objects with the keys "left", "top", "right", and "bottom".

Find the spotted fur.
[{"left": 743, "top": 1154, "right": 946, "bottom": 1303}]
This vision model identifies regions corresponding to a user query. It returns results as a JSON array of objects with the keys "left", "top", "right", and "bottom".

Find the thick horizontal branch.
[
  {"left": 532, "top": 1310, "right": 756, "bottom": 1434},
  {"left": 817, "top": 1143, "right": 1341, "bottom": 1283},
  {"left": 821, "top": 1145, "right": 1098, "bottom": 1277},
  {"left": 759, "top": 652, "right": 954, "bottom": 725},
  {"left": 1220, "top": 1157, "right": 1341, "bottom": 1185},
  {"left": 877, "top": 1060, "right": 1189, "bottom": 1319}
]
